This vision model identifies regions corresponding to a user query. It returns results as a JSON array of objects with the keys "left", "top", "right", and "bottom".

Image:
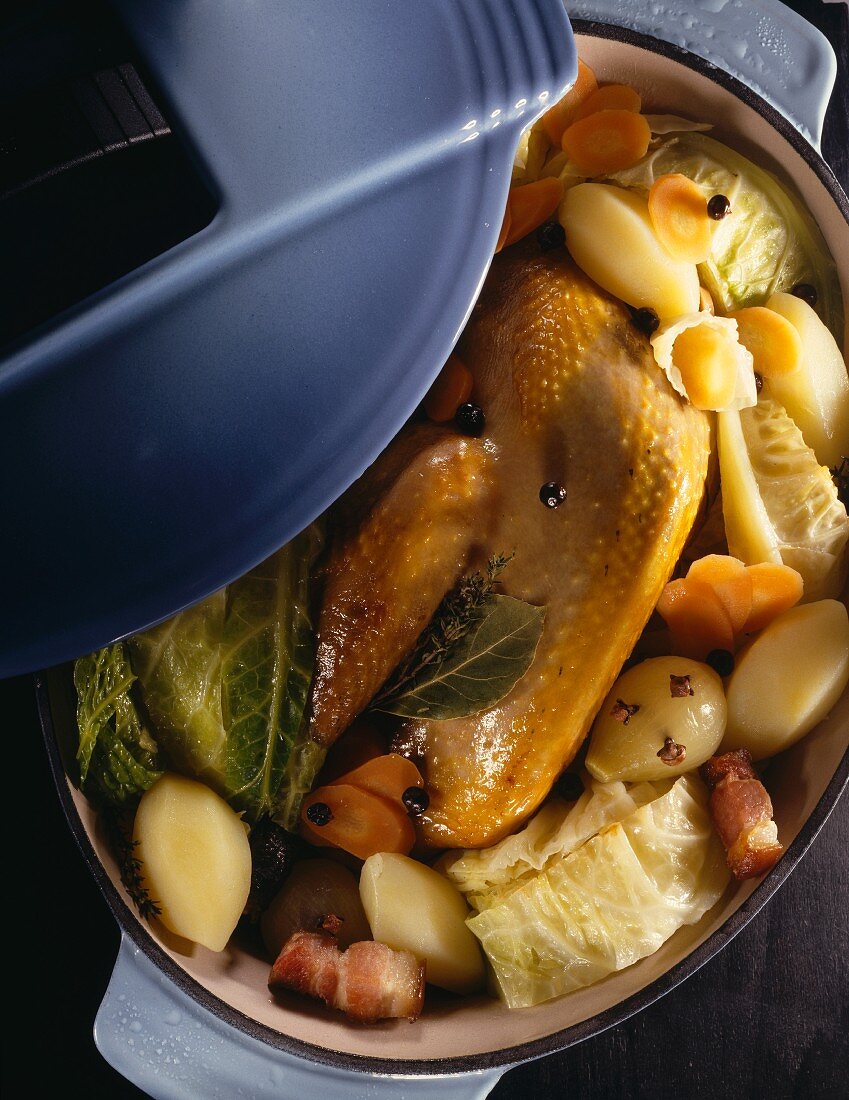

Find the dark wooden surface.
[{"left": 2, "top": 1, "right": 847, "bottom": 1097}]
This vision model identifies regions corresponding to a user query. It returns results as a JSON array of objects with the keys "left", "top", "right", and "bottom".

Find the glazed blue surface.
[
  {"left": 0, "top": 0, "right": 576, "bottom": 676},
  {"left": 570, "top": 0, "right": 836, "bottom": 147}
]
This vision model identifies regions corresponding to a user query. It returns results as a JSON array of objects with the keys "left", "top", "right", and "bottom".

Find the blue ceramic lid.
[{"left": 0, "top": 0, "right": 576, "bottom": 676}]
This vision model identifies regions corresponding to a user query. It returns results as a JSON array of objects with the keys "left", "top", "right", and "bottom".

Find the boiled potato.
[
  {"left": 134, "top": 773, "right": 251, "bottom": 951},
  {"left": 723, "top": 599, "right": 849, "bottom": 760},
  {"left": 359, "top": 853, "right": 484, "bottom": 994},
  {"left": 560, "top": 183, "right": 700, "bottom": 320},
  {"left": 586, "top": 656, "right": 727, "bottom": 782},
  {"left": 763, "top": 292, "right": 849, "bottom": 469}
]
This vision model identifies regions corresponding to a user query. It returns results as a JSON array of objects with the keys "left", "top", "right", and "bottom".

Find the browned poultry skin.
[
  {"left": 310, "top": 244, "right": 710, "bottom": 848},
  {"left": 310, "top": 424, "right": 496, "bottom": 745}
]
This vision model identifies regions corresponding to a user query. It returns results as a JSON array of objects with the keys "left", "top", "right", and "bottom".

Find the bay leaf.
[{"left": 374, "top": 594, "right": 545, "bottom": 721}]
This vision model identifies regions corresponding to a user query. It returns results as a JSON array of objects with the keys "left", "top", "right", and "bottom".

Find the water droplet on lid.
[{"left": 165, "top": 1010, "right": 182, "bottom": 1026}]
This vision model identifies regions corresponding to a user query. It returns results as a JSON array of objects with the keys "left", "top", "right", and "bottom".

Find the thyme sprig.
[
  {"left": 101, "top": 806, "right": 161, "bottom": 921},
  {"left": 831, "top": 456, "right": 849, "bottom": 510},
  {"left": 371, "top": 553, "right": 514, "bottom": 709}
]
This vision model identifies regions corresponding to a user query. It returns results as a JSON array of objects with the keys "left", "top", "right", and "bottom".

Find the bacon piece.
[
  {"left": 700, "top": 749, "right": 783, "bottom": 880},
  {"left": 269, "top": 931, "right": 425, "bottom": 1022}
]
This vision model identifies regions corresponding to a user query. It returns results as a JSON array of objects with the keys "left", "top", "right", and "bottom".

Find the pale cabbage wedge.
[
  {"left": 511, "top": 124, "right": 549, "bottom": 186},
  {"left": 605, "top": 133, "right": 844, "bottom": 343},
  {"left": 642, "top": 115, "right": 712, "bottom": 136},
  {"left": 719, "top": 398, "right": 849, "bottom": 600},
  {"left": 466, "top": 776, "right": 729, "bottom": 1009},
  {"left": 443, "top": 779, "right": 662, "bottom": 913},
  {"left": 651, "top": 312, "right": 757, "bottom": 412}
]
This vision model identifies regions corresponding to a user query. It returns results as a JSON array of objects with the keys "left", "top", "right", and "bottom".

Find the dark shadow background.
[{"left": 2, "top": 0, "right": 847, "bottom": 1096}]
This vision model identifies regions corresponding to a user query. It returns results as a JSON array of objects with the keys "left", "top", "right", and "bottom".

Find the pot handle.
[
  {"left": 568, "top": 0, "right": 836, "bottom": 149},
  {"left": 95, "top": 935, "right": 507, "bottom": 1100}
]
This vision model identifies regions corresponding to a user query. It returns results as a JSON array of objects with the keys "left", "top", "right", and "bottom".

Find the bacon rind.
[
  {"left": 269, "top": 931, "right": 425, "bottom": 1022},
  {"left": 700, "top": 750, "right": 783, "bottom": 881},
  {"left": 701, "top": 748, "right": 758, "bottom": 788}
]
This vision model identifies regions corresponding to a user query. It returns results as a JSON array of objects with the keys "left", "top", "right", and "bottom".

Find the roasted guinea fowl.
[{"left": 308, "top": 243, "right": 710, "bottom": 849}]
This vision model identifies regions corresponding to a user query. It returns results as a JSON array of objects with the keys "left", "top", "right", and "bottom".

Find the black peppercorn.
[
  {"left": 791, "top": 282, "right": 817, "bottom": 307},
  {"left": 631, "top": 307, "right": 660, "bottom": 335},
  {"left": 306, "top": 801, "right": 333, "bottom": 826},
  {"left": 706, "top": 649, "right": 735, "bottom": 678},
  {"left": 536, "top": 220, "right": 566, "bottom": 251},
  {"left": 555, "top": 772, "right": 584, "bottom": 802},
  {"left": 539, "top": 481, "right": 567, "bottom": 508},
  {"left": 707, "top": 194, "right": 731, "bottom": 220},
  {"left": 402, "top": 786, "right": 430, "bottom": 816},
  {"left": 455, "top": 402, "right": 486, "bottom": 437}
]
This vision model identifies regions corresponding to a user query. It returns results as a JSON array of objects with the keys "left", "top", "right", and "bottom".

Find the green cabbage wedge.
[
  {"left": 130, "top": 526, "right": 322, "bottom": 825},
  {"left": 74, "top": 643, "right": 163, "bottom": 806},
  {"left": 466, "top": 776, "right": 729, "bottom": 1008}
]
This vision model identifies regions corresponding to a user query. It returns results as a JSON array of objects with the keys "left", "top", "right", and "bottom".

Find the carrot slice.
[
  {"left": 687, "top": 554, "right": 753, "bottom": 634},
  {"left": 503, "top": 177, "right": 564, "bottom": 247},
  {"left": 335, "top": 753, "right": 424, "bottom": 806},
  {"left": 540, "top": 59, "right": 598, "bottom": 145},
  {"left": 671, "top": 323, "right": 739, "bottom": 411},
  {"left": 562, "top": 110, "right": 651, "bottom": 175},
  {"left": 647, "top": 173, "right": 712, "bottom": 263},
  {"left": 656, "top": 577, "right": 735, "bottom": 659},
  {"left": 495, "top": 203, "right": 512, "bottom": 253},
  {"left": 572, "top": 83, "right": 641, "bottom": 123},
  {"left": 301, "top": 784, "right": 415, "bottom": 860},
  {"left": 317, "top": 719, "right": 388, "bottom": 785},
  {"left": 729, "top": 306, "right": 803, "bottom": 378},
  {"left": 423, "top": 355, "right": 474, "bottom": 423},
  {"left": 743, "top": 562, "right": 804, "bottom": 633}
]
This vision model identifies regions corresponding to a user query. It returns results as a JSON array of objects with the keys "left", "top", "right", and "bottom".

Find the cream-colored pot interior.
[{"left": 47, "top": 30, "right": 849, "bottom": 1068}]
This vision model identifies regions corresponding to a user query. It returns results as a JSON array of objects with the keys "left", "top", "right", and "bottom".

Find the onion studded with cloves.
[
  {"left": 586, "top": 657, "right": 727, "bottom": 783},
  {"left": 261, "top": 859, "right": 372, "bottom": 958}
]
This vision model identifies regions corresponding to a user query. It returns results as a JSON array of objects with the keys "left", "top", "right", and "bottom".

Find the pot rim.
[{"left": 36, "top": 17, "right": 849, "bottom": 1079}]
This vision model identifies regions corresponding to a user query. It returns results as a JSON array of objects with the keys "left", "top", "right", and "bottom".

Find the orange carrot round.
[
  {"left": 503, "top": 177, "right": 565, "bottom": 247},
  {"left": 424, "top": 355, "right": 474, "bottom": 423},
  {"left": 743, "top": 562, "right": 804, "bottom": 633},
  {"left": 317, "top": 718, "right": 388, "bottom": 785},
  {"left": 335, "top": 753, "right": 424, "bottom": 806},
  {"left": 656, "top": 576, "right": 735, "bottom": 659},
  {"left": 301, "top": 784, "right": 415, "bottom": 860},
  {"left": 572, "top": 83, "right": 641, "bottom": 123},
  {"left": 540, "top": 59, "right": 598, "bottom": 145},
  {"left": 729, "top": 306, "right": 803, "bottom": 378},
  {"left": 562, "top": 110, "right": 651, "bottom": 175},
  {"left": 671, "top": 324, "right": 739, "bottom": 411},
  {"left": 687, "top": 554, "right": 753, "bottom": 635},
  {"left": 647, "top": 173, "right": 712, "bottom": 263}
]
